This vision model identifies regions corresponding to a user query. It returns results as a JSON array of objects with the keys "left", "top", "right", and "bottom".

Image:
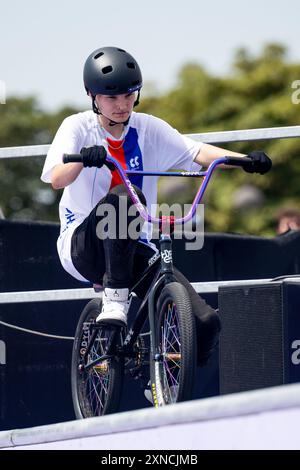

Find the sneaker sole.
[{"left": 97, "top": 318, "right": 127, "bottom": 327}]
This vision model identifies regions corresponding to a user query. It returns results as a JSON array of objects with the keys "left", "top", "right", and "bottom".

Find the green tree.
[
  {"left": 0, "top": 97, "right": 79, "bottom": 221},
  {"left": 139, "top": 43, "right": 300, "bottom": 236}
]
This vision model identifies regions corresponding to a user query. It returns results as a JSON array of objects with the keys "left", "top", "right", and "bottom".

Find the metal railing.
[{"left": 1, "top": 125, "right": 300, "bottom": 160}]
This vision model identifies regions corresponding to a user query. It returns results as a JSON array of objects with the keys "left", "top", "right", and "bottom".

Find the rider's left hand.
[{"left": 244, "top": 151, "right": 272, "bottom": 175}]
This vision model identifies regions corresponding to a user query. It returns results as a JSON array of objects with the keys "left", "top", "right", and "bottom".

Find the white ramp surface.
[{"left": 1, "top": 383, "right": 300, "bottom": 450}]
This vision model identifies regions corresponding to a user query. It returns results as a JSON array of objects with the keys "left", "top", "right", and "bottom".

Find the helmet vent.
[
  {"left": 118, "top": 48, "right": 126, "bottom": 53},
  {"left": 94, "top": 52, "right": 104, "bottom": 60},
  {"left": 105, "top": 85, "right": 117, "bottom": 90},
  {"left": 127, "top": 62, "right": 135, "bottom": 69},
  {"left": 102, "top": 66, "right": 113, "bottom": 74}
]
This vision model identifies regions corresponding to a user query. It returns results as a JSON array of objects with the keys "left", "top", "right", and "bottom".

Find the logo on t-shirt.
[
  {"left": 108, "top": 127, "right": 144, "bottom": 191},
  {"left": 129, "top": 156, "right": 140, "bottom": 168},
  {"left": 65, "top": 208, "right": 76, "bottom": 224}
]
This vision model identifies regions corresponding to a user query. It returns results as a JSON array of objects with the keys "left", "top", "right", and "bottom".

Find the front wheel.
[
  {"left": 71, "top": 299, "right": 124, "bottom": 418},
  {"left": 150, "top": 282, "right": 197, "bottom": 406}
]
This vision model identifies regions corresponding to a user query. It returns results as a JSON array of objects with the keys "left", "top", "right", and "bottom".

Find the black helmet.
[{"left": 83, "top": 46, "right": 143, "bottom": 96}]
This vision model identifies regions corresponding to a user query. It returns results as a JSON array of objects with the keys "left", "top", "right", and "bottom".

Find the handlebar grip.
[
  {"left": 62, "top": 154, "right": 83, "bottom": 164},
  {"left": 223, "top": 156, "right": 253, "bottom": 168}
]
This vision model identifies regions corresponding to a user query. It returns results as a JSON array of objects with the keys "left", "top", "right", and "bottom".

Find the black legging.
[{"left": 71, "top": 184, "right": 147, "bottom": 288}]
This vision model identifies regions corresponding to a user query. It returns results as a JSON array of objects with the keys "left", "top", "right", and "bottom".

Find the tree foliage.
[
  {"left": 139, "top": 43, "right": 300, "bottom": 235},
  {"left": 1, "top": 43, "right": 300, "bottom": 235},
  {"left": 0, "top": 98, "right": 78, "bottom": 221}
]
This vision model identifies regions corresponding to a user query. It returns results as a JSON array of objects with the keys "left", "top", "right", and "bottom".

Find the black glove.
[
  {"left": 80, "top": 145, "right": 114, "bottom": 170},
  {"left": 244, "top": 151, "right": 272, "bottom": 175}
]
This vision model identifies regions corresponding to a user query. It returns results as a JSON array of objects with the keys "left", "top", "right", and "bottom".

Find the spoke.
[
  {"left": 160, "top": 299, "right": 182, "bottom": 402},
  {"left": 87, "top": 373, "right": 104, "bottom": 413},
  {"left": 163, "top": 333, "right": 179, "bottom": 355},
  {"left": 163, "top": 306, "right": 180, "bottom": 356},
  {"left": 88, "top": 369, "right": 110, "bottom": 415},
  {"left": 168, "top": 305, "right": 181, "bottom": 345},
  {"left": 165, "top": 304, "right": 181, "bottom": 348},
  {"left": 163, "top": 361, "right": 179, "bottom": 387},
  {"left": 79, "top": 325, "right": 113, "bottom": 416}
]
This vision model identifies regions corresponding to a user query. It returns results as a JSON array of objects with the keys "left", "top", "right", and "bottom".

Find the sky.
[{"left": 1, "top": 0, "right": 300, "bottom": 112}]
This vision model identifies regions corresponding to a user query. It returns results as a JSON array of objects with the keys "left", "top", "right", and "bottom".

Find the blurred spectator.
[
  {"left": 233, "top": 184, "right": 265, "bottom": 210},
  {"left": 276, "top": 207, "right": 300, "bottom": 234}
]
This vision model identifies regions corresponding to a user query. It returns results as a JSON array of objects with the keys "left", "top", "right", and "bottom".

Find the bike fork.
[
  {"left": 159, "top": 233, "right": 174, "bottom": 278},
  {"left": 149, "top": 233, "right": 174, "bottom": 342},
  {"left": 148, "top": 231, "right": 176, "bottom": 406}
]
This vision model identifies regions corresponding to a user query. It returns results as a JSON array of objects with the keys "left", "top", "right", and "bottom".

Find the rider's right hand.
[{"left": 80, "top": 145, "right": 114, "bottom": 170}]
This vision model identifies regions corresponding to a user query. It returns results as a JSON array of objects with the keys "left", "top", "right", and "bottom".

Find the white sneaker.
[{"left": 96, "top": 288, "right": 130, "bottom": 326}]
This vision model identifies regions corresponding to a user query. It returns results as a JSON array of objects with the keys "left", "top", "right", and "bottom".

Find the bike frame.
[{"left": 72, "top": 154, "right": 251, "bottom": 369}]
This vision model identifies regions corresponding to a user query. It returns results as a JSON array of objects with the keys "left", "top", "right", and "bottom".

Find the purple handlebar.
[
  {"left": 62, "top": 152, "right": 249, "bottom": 225},
  {"left": 105, "top": 155, "right": 228, "bottom": 225}
]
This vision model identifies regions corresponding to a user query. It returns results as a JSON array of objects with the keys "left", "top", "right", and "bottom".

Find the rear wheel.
[
  {"left": 151, "top": 282, "right": 197, "bottom": 406},
  {"left": 71, "top": 299, "right": 124, "bottom": 418}
]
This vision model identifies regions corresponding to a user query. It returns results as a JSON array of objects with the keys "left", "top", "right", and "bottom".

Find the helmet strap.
[
  {"left": 134, "top": 90, "right": 141, "bottom": 107},
  {"left": 92, "top": 96, "right": 101, "bottom": 115},
  {"left": 91, "top": 96, "right": 118, "bottom": 126}
]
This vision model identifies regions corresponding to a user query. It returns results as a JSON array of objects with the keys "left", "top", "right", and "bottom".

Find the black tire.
[
  {"left": 151, "top": 282, "right": 197, "bottom": 406},
  {"left": 71, "top": 299, "right": 124, "bottom": 418}
]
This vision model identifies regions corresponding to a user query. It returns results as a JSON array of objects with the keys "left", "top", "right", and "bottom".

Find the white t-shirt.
[{"left": 41, "top": 110, "right": 203, "bottom": 281}]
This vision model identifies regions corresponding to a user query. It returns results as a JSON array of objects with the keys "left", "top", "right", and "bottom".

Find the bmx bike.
[{"left": 63, "top": 152, "right": 252, "bottom": 418}]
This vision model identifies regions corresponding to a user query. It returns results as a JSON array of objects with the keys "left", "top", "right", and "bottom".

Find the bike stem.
[
  {"left": 159, "top": 234, "right": 173, "bottom": 277},
  {"left": 159, "top": 215, "right": 175, "bottom": 278}
]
